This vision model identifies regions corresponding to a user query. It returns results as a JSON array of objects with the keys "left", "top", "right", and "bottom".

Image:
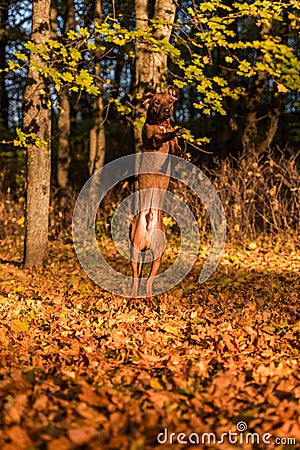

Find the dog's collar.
[{"left": 148, "top": 118, "right": 170, "bottom": 126}]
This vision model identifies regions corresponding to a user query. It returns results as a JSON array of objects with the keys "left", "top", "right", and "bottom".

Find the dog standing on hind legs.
[{"left": 130, "top": 85, "right": 187, "bottom": 300}]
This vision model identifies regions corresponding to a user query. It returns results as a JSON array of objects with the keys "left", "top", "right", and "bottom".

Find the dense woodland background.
[{"left": 0, "top": 0, "right": 299, "bottom": 260}]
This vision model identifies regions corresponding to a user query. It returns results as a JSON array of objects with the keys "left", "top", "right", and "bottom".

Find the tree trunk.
[
  {"left": 240, "top": 22, "right": 280, "bottom": 153},
  {"left": 134, "top": 0, "right": 177, "bottom": 154},
  {"left": 0, "top": 0, "right": 9, "bottom": 131},
  {"left": 56, "top": 0, "right": 75, "bottom": 187},
  {"left": 88, "top": 0, "right": 106, "bottom": 175},
  {"left": 23, "top": 0, "right": 51, "bottom": 268},
  {"left": 57, "top": 88, "right": 72, "bottom": 186},
  {"left": 256, "top": 102, "right": 281, "bottom": 153},
  {"left": 241, "top": 69, "right": 267, "bottom": 152},
  {"left": 88, "top": 91, "right": 106, "bottom": 175}
]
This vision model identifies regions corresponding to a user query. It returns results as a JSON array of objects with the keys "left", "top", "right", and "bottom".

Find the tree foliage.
[{"left": 2, "top": 0, "right": 299, "bottom": 150}]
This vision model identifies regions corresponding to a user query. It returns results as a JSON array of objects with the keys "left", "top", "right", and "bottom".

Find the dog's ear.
[
  {"left": 142, "top": 94, "right": 154, "bottom": 105},
  {"left": 168, "top": 85, "right": 180, "bottom": 101}
]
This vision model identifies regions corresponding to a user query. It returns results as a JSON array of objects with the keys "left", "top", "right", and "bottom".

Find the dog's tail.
[
  {"left": 145, "top": 209, "right": 153, "bottom": 232},
  {"left": 145, "top": 188, "right": 154, "bottom": 233}
]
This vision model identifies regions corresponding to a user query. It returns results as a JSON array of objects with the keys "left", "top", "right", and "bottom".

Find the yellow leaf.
[
  {"left": 150, "top": 379, "right": 164, "bottom": 390},
  {"left": 11, "top": 319, "right": 29, "bottom": 333},
  {"left": 161, "top": 324, "right": 182, "bottom": 337},
  {"left": 87, "top": 42, "right": 97, "bottom": 50},
  {"left": 277, "top": 83, "right": 288, "bottom": 93},
  {"left": 18, "top": 216, "right": 25, "bottom": 227}
]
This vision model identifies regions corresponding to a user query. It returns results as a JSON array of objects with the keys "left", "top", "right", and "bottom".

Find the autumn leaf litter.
[{"left": 0, "top": 238, "right": 299, "bottom": 450}]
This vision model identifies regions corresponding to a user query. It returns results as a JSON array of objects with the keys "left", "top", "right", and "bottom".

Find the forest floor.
[{"left": 0, "top": 236, "right": 299, "bottom": 450}]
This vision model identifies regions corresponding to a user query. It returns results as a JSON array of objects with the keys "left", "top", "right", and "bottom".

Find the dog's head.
[{"left": 143, "top": 86, "right": 180, "bottom": 123}]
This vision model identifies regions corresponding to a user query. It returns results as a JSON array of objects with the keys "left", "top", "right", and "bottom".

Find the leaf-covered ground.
[{"left": 0, "top": 237, "right": 299, "bottom": 450}]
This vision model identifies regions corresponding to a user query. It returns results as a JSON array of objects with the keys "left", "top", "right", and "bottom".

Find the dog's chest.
[{"left": 142, "top": 123, "right": 174, "bottom": 152}]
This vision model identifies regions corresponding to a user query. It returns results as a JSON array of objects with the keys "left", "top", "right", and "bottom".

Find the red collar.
[{"left": 148, "top": 118, "right": 170, "bottom": 126}]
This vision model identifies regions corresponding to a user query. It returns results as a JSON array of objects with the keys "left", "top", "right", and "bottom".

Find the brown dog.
[{"left": 130, "top": 86, "right": 186, "bottom": 299}]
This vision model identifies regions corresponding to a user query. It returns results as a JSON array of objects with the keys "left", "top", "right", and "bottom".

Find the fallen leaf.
[{"left": 67, "top": 426, "right": 97, "bottom": 445}]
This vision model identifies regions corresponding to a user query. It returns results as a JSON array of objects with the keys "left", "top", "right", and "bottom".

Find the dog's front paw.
[
  {"left": 175, "top": 127, "right": 185, "bottom": 137},
  {"left": 175, "top": 148, "right": 190, "bottom": 160},
  {"left": 180, "top": 151, "right": 189, "bottom": 161}
]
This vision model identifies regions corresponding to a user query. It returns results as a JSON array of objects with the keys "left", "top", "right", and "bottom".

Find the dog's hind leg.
[
  {"left": 146, "top": 257, "right": 162, "bottom": 300},
  {"left": 130, "top": 246, "right": 141, "bottom": 299},
  {"left": 145, "top": 223, "right": 166, "bottom": 299}
]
